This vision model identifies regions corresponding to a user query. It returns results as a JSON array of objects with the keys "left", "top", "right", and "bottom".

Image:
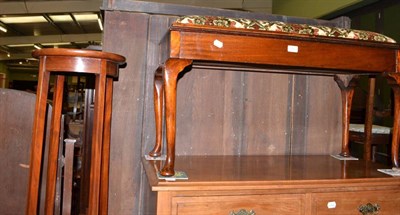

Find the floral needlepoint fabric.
[{"left": 176, "top": 15, "right": 396, "bottom": 43}]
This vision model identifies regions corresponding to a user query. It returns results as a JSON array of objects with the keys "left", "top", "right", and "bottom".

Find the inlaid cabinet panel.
[
  {"left": 171, "top": 194, "right": 305, "bottom": 215},
  {"left": 310, "top": 190, "right": 400, "bottom": 215}
]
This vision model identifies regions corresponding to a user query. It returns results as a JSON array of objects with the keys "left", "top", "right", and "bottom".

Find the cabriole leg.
[
  {"left": 161, "top": 59, "right": 192, "bottom": 176},
  {"left": 334, "top": 75, "right": 358, "bottom": 157},
  {"left": 384, "top": 73, "right": 400, "bottom": 168},
  {"left": 149, "top": 67, "right": 164, "bottom": 157}
]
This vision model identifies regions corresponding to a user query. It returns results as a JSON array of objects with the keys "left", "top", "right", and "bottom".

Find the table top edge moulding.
[
  {"left": 143, "top": 155, "right": 400, "bottom": 192},
  {"left": 32, "top": 48, "right": 126, "bottom": 64},
  {"left": 31, "top": 48, "right": 126, "bottom": 77},
  {"left": 150, "top": 14, "right": 400, "bottom": 177},
  {"left": 167, "top": 16, "right": 399, "bottom": 74}
]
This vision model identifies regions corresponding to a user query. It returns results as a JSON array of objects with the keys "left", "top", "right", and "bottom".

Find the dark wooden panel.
[
  {"left": 102, "top": 0, "right": 347, "bottom": 27},
  {"left": 140, "top": 15, "right": 176, "bottom": 215},
  {"left": 219, "top": 71, "right": 246, "bottom": 155},
  {"left": 141, "top": 15, "right": 177, "bottom": 155},
  {"left": 175, "top": 68, "right": 243, "bottom": 155},
  {"left": 140, "top": 171, "right": 157, "bottom": 215},
  {"left": 304, "top": 76, "right": 342, "bottom": 154},
  {"left": 103, "top": 11, "right": 150, "bottom": 214},
  {"left": 290, "top": 75, "right": 342, "bottom": 155},
  {"left": 242, "top": 72, "right": 292, "bottom": 155},
  {"left": 0, "top": 89, "right": 35, "bottom": 214},
  {"left": 0, "top": 88, "right": 50, "bottom": 215},
  {"left": 289, "top": 75, "right": 308, "bottom": 155}
]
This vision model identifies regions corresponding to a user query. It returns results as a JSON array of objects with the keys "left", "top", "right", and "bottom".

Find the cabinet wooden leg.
[
  {"left": 45, "top": 75, "right": 65, "bottom": 215},
  {"left": 384, "top": 73, "right": 400, "bottom": 168},
  {"left": 363, "top": 77, "right": 376, "bottom": 161},
  {"left": 161, "top": 59, "right": 192, "bottom": 176},
  {"left": 88, "top": 70, "right": 107, "bottom": 215},
  {"left": 99, "top": 77, "right": 114, "bottom": 215},
  {"left": 334, "top": 75, "right": 358, "bottom": 157},
  {"left": 149, "top": 67, "right": 164, "bottom": 157},
  {"left": 26, "top": 65, "right": 50, "bottom": 215}
]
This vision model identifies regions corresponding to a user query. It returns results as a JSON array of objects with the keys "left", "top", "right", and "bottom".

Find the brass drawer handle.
[
  {"left": 358, "top": 203, "right": 380, "bottom": 215},
  {"left": 230, "top": 209, "right": 256, "bottom": 215}
]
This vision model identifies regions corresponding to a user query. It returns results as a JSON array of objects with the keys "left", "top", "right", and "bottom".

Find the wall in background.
[
  {"left": 273, "top": 0, "right": 364, "bottom": 18},
  {"left": 0, "top": 62, "right": 9, "bottom": 88},
  {"left": 132, "top": 0, "right": 371, "bottom": 17},
  {"left": 382, "top": 3, "right": 400, "bottom": 42},
  {"left": 8, "top": 70, "right": 37, "bottom": 81},
  {"left": 7, "top": 70, "right": 37, "bottom": 91},
  {"left": 134, "top": 0, "right": 273, "bottom": 13},
  {"left": 132, "top": 0, "right": 379, "bottom": 17}
]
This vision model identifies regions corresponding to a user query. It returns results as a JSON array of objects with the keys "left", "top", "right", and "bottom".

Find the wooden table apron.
[{"left": 149, "top": 25, "right": 400, "bottom": 176}]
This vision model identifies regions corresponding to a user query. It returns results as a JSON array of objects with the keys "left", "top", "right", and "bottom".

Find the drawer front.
[
  {"left": 311, "top": 190, "right": 400, "bottom": 215},
  {"left": 171, "top": 194, "right": 305, "bottom": 215}
]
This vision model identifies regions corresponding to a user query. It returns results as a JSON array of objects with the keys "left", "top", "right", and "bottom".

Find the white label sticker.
[
  {"left": 287, "top": 45, "right": 299, "bottom": 53},
  {"left": 327, "top": 201, "right": 337, "bottom": 209},
  {"left": 213, "top": 39, "right": 223, "bottom": 48}
]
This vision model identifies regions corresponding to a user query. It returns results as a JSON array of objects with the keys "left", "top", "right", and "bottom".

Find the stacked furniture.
[
  {"left": 148, "top": 15, "right": 399, "bottom": 176},
  {"left": 141, "top": 14, "right": 400, "bottom": 215},
  {"left": 101, "top": 1, "right": 400, "bottom": 214}
]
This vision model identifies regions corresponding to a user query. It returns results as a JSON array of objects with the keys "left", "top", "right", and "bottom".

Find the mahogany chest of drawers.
[{"left": 143, "top": 155, "right": 400, "bottom": 215}]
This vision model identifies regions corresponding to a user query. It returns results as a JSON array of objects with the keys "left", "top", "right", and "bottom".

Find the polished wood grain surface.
[
  {"left": 311, "top": 191, "right": 400, "bottom": 215},
  {"left": 143, "top": 155, "right": 400, "bottom": 215},
  {"left": 173, "top": 194, "right": 305, "bottom": 215},
  {"left": 172, "top": 30, "right": 397, "bottom": 73},
  {"left": 144, "top": 155, "right": 398, "bottom": 190}
]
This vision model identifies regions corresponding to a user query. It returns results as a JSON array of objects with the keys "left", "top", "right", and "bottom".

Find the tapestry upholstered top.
[{"left": 176, "top": 15, "right": 396, "bottom": 43}]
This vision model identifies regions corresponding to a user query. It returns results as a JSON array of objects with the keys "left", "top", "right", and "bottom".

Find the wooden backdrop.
[
  {"left": 101, "top": 1, "right": 349, "bottom": 214},
  {"left": 0, "top": 89, "right": 50, "bottom": 215}
]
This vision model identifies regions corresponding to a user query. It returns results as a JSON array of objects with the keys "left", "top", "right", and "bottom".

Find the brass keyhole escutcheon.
[
  {"left": 358, "top": 203, "right": 380, "bottom": 215},
  {"left": 230, "top": 209, "right": 256, "bottom": 215}
]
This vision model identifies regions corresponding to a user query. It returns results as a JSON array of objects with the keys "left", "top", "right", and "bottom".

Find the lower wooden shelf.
[{"left": 142, "top": 155, "right": 400, "bottom": 215}]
